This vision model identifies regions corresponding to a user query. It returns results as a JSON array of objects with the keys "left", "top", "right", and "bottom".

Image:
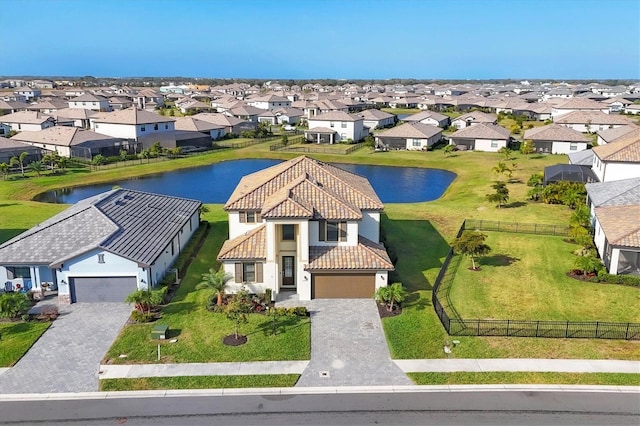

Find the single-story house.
[
  {"left": 554, "top": 110, "right": 633, "bottom": 133},
  {"left": 523, "top": 123, "right": 591, "bottom": 154},
  {"left": 0, "top": 137, "right": 43, "bottom": 165},
  {"left": 0, "top": 111, "right": 56, "bottom": 132},
  {"left": 401, "top": 110, "right": 450, "bottom": 128},
  {"left": 591, "top": 128, "right": 640, "bottom": 182},
  {"left": 0, "top": 189, "right": 202, "bottom": 303},
  {"left": 551, "top": 98, "right": 609, "bottom": 119},
  {"left": 596, "top": 124, "right": 638, "bottom": 145},
  {"left": 192, "top": 112, "right": 253, "bottom": 135},
  {"left": 217, "top": 156, "right": 393, "bottom": 300},
  {"left": 592, "top": 204, "right": 640, "bottom": 276},
  {"left": 273, "top": 107, "right": 304, "bottom": 125},
  {"left": 447, "top": 123, "right": 511, "bottom": 152},
  {"left": 358, "top": 109, "right": 396, "bottom": 130},
  {"left": 450, "top": 111, "right": 497, "bottom": 129},
  {"left": 174, "top": 116, "right": 225, "bottom": 140},
  {"left": 374, "top": 122, "right": 442, "bottom": 150}
]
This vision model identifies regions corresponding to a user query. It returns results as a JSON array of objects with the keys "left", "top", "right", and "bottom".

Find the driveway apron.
[
  {"left": 0, "top": 303, "right": 131, "bottom": 394},
  {"left": 295, "top": 299, "right": 412, "bottom": 387}
]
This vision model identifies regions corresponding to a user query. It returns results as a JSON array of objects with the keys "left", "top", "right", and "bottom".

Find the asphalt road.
[{"left": 1, "top": 389, "right": 638, "bottom": 425}]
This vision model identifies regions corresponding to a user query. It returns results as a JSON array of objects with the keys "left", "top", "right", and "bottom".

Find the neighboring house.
[
  {"left": 175, "top": 98, "right": 213, "bottom": 114},
  {"left": 591, "top": 129, "right": 640, "bottom": 182},
  {"left": 592, "top": 204, "right": 640, "bottom": 276},
  {"left": 0, "top": 123, "right": 10, "bottom": 137},
  {"left": 551, "top": 98, "right": 609, "bottom": 119},
  {"left": 0, "top": 111, "right": 56, "bottom": 132},
  {"left": 554, "top": 110, "right": 633, "bottom": 133},
  {"left": 274, "top": 107, "right": 304, "bottom": 125},
  {"left": 225, "top": 106, "right": 264, "bottom": 122},
  {"left": 14, "top": 87, "right": 41, "bottom": 101},
  {"left": 596, "top": 124, "right": 638, "bottom": 145},
  {"left": 257, "top": 110, "right": 277, "bottom": 125},
  {"left": 247, "top": 94, "right": 291, "bottom": 110},
  {"left": 450, "top": 111, "right": 497, "bottom": 129},
  {"left": 91, "top": 107, "right": 176, "bottom": 146},
  {"left": 132, "top": 89, "right": 164, "bottom": 110},
  {"left": 448, "top": 123, "right": 511, "bottom": 152},
  {"left": 306, "top": 111, "right": 368, "bottom": 143},
  {"left": 68, "top": 94, "right": 112, "bottom": 111},
  {"left": 174, "top": 116, "right": 225, "bottom": 140},
  {"left": 108, "top": 96, "right": 133, "bottom": 110},
  {"left": 402, "top": 110, "right": 450, "bottom": 128},
  {"left": 217, "top": 156, "right": 393, "bottom": 300},
  {"left": 357, "top": 109, "right": 396, "bottom": 130},
  {"left": 0, "top": 137, "right": 42, "bottom": 165},
  {"left": 374, "top": 122, "right": 442, "bottom": 150},
  {"left": 26, "top": 99, "right": 68, "bottom": 114},
  {"left": 11, "top": 126, "right": 135, "bottom": 159},
  {"left": 586, "top": 177, "right": 640, "bottom": 220},
  {"left": 192, "top": 112, "right": 255, "bottom": 135},
  {"left": 624, "top": 104, "right": 640, "bottom": 115},
  {"left": 0, "top": 189, "right": 202, "bottom": 303},
  {"left": 523, "top": 123, "right": 591, "bottom": 154},
  {"left": 52, "top": 108, "right": 97, "bottom": 129},
  {"left": 0, "top": 99, "right": 29, "bottom": 114}
]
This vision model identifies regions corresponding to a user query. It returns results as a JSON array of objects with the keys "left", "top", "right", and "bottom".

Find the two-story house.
[
  {"left": 68, "top": 93, "right": 112, "bottom": 111},
  {"left": 247, "top": 94, "right": 292, "bottom": 110},
  {"left": 217, "top": 156, "right": 394, "bottom": 300},
  {"left": 305, "top": 111, "right": 368, "bottom": 143},
  {"left": 91, "top": 107, "right": 176, "bottom": 148}
]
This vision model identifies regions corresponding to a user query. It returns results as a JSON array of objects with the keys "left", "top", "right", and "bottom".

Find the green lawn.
[
  {"left": 448, "top": 233, "right": 640, "bottom": 322},
  {"left": 381, "top": 108, "right": 421, "bottom": 115},
  {"left": 0, "top": 322, "right": 50, "bottom": 367},
  {"left": 99, "top": 374, "right": 300, "bottom": 391},
  {"left": 103, "top": 208, "right": 311, "bottom": 365},
  {"left": 408, "top": 372, "right": 640, "bottom": 386}
]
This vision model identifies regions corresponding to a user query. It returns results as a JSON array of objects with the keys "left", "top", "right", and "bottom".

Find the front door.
[{"left": 282, "top": 256, "right": 295, "bottom": 287}]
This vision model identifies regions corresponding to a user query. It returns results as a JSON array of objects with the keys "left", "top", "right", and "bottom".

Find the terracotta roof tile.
[
  {"left": 592, "top": 129, "right": 640, "bottom": 162},
  {"left": 217, "top": 225, "right": 266, "bottom": 260},
  {"left": 306, "top": 236, "right": 394, "bottom": 271},
  {"left": 595, "top": 205, "right": 640, "bottom": 248}
]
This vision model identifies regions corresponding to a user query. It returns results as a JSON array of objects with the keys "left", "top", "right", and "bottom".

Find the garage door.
[
  {"left": 311, "top": 273, "right": 375, "bottom": 299},
  {"left": 70, "top": 276, "right": 137, "bottom": 303}
]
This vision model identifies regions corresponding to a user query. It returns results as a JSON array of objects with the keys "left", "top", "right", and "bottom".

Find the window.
[
  {"left": 490, "top": 141, "right": 498, "bottom": 148},
  {"left": 97, "top": 254, "right": 105, "bottom": 263},
  {"left": 7, "top": 266, "right": 31, "bottom": 279},
  {"left": 165, "top": 124, "right": 168, "bottom": 129},
  {"left": 570, "top": 143, "right": 578, "bottom": 151},
  {"left": 171, "top": 241, "right": 175, "bottom": 256},
  {"left": 341, "top": 122, "right": 347, "bottom": 128},
  {"left": 154, "top": 123, "right": 158, "bottom": 131},
  {"left": 318, "top": 220, "right": 347, "bottom": 242},
  {"left": 330, "top": 122, "right": 335, "bottom": 128},
  {"left": 412, "top": 139, "right": 422, "bottom": 147},
  {"left": 234, "top": 262, "right": 263, "bottom": 283},
  {"left": 141, "top": 126, "right": 146, "bottom": 132},
  {"left": 282, "top": 224, "right": 295, "bottom": 241},
  {"left": 239, "top": 211, "right": 260, "bottom": 223}
]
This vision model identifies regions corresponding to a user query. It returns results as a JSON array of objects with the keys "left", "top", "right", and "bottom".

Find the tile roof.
[
  {"left": 376, "top": 122, "right": 442, "bottom": 139},
  {"left": 592, "top": 128, "right": 640, "bottom": 162},
  {"left": 595, "top": 205, "right": 640, "bottom": 248},
  {"left": 217, "top": 225, "right": 266, "bottom": 260},
  {"left": 555, "top": 110, "right": 633, "bottom": 125},
  {"left": 449, "top": 123, "right": 511, "bottom": 140},
  {"left": 596, "top": 124, "right": 638, "bottom": 143},
  {"left": 402, "top": 110, "right": 448, "bottom": 123},
  {"left": 174, "top": 116, "right": 224, "bottom": 132},
  {"left": 0, "top": 110, "right": 54, "bottom": 124},
  {"left": 224, "top": 156, "right": 384, "bottom": 214},
  {"left": 358, "top": 109, "right": 395, "bottom": 120},
  {"left": 11, "top": 126, "right": 121, "bottom": 147},
  {"left": 309, "top": 110, "right": 361, "bottom": 122},
  {"left": 0, "top": 189, "right": 201, "bottom": 267},
  {"left": 306, "top": 236, "right": 394, "bottom": 271},
  {"left": 586, "top": 177, "right": 640, "bottom": 207},
  {"left": 93, "top": 107, "right": 175, "bottom": 125},
  {"left": 193, "top": 112, "right": 244, "bottom": 126},
  {"left": 554, "top": 98, "right": 607, "bottom": 110},
  {"left": 452, "top": 111, "right": 497, "bottom": 124},
  {"left": 523, "top": 124, "right": 590, "bottom": 142}
]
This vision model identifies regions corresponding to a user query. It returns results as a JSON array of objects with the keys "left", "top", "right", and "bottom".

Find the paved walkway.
[
  {"left": 293, "top": 299, "right": 413, "bottom": 387},
  {"left": 394, "top": 358, "right": 640, "bottom": 374},
  {"left": 0, "top": 302, "right": 131, "bottom": 394}
]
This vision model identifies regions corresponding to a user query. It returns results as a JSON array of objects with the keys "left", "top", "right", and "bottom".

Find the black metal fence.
[
  {"left": 270, "top": 141, "right": 365, "bottom": 155},
  {"left": 431, "top": 220, "right": 640, "bottom": 340}
]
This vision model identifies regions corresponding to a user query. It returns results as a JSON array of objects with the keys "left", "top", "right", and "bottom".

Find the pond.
[{"left": 34, "top": 159, "right": 456, "bottom": 204}]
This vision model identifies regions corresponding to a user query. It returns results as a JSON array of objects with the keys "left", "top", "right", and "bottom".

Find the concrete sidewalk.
[
  {"left": 394, "top": 359, "right": 640, "bottom": 374},
  {"left": 98, "top": 361, "right": 309, "bottom": 380}
]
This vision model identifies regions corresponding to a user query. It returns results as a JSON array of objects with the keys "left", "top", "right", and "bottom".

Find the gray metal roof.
[
  {"left": 0, "top": 189, "right": 201, "bottom": 267},
  {"left": 586, "top": 177, "right": 640, "bottom": 207}
]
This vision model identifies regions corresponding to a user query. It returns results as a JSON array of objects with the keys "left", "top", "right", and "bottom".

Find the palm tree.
[
  {"left": 57, "top": 156, "right": 70, "bottom": 173},
  {"left": 0, "top": 162, "right": 9, "bottom": 180},
  {"left": 385, "top": 282, "right": 408, "bottom": 312},
  {"left": 10, "top": 151, "right": 28, "bottom": 177},
  {"left": 196, "top": 268, "right": 233, "bottom": 306},
  {"left": 491, "top": 161, "right": 512, "bottom": 180},
  {"left": 574, "top": 253, "right": 602, "bottom": 275},
  {"left": 28, "top": 160, "right": 44, "bottom": 177}
]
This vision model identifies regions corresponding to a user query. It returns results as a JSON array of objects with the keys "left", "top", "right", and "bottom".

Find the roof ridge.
[{"left": 358, "top": 235, "right": 392, "bottom": 265}]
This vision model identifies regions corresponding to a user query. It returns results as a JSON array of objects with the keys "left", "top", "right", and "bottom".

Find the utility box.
[{"left": 151, "top": 324, "right": 168, "bottom": 340}]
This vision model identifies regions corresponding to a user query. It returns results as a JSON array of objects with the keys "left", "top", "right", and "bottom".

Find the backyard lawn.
[
  {"left": 447, "top": 233, "right": 640, "bottom": 322},
  {"left": 103, "top": 208, "right": 311, "bottom": 365},
  {"left": 0, "top": 322, "right": 50, "bottom": 367}
]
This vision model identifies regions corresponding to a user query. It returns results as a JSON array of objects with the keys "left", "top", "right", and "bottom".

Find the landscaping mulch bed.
[
  {"left": 566, "top": 270, "right": 597, "bottom": 282},
  {"left": 377, "top": 303, "right": 403, "bottom": 319},
  {"left": 223, "top": 334, "right": 247, "bottom": 346}
]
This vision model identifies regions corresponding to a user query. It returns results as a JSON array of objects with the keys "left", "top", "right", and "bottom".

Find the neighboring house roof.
[
  {"left": 0, "top": 189, "right": 201, "bottom": 267},
  {"left": 174, "top": 116, "right": 224, "bottom": 132},
  {"left": 594, "top": 205, "right": 640, "bottom": 248},
  {"left": 218, "top": 225, "right": 266, "bottom": 261},
  {"left": 523, "top": 124, "right": 590, "bottom": 142},
  {"left": 309, "top": 111, "right": 361, "bottom": 122},
  {"left": 449, "top": 123, "right": 510, "bottom": 140},
  {"left": 555, "top": 110, "right": 633, "bottom": 126},
  {"left": 358, "top": 109, "right": 395, "bottom": 120},
  {"left": 568, "top": 149, "right": 594, "bottom": 165},
  {"left": 452, "top": 111, "right": 497, "bottom": 124},
  {"left": 592, "top": 128, "right": 640, "bottom": 162},
  {"left": 26, "top": 100, "right": 68, "bottom": 110},
  {"left": 0, "top": 137, "right": 40, "bottom": 152},
  {"left": 554, "top": 98, "right": 607, "bottom": 110},
  {"left": 274, "top": 107, "right": 304, "bottom": 117},
  {"left": 225, "top": 156, "right": 384, "bottom": 213},
  {"left": 375, "top": 122, "right": 442, "bottom": 139},
  {"left": 229, "top": 106, "right": 263, "bottom": 116},
  {"left": 402, "top": 110, "right": 448, "bottom": 123},
  {"left": 0, "top": 100, "right": 30, "bottom": 110},
  {"left": 11, "top": 126, "right": 120, "bottom": 147},
  {"left": 193, "top": 112, "right": 244, "bottom": 127},
  {"left": 597, "top": 124, "right": 638, "bottom": 143},
  {"left": 70, "top": 93, "right": 108, "bottom": 102},
  {"left": 586, "top": 177, "right": 640, "bottom": 207},
  {"left": 306, "top": 126, "right": 337, "bottom": 134},
  {"left": 53, "top": 108, "right": 98, "bottom": 120},
  {"left": 306, "top": 236, "right": 394, "bottom": 271},
  {"left": 0, "top": 110, "right": 54, "bottom": 124},
  {"left": 93, "top": 107, "right": 175, "bottom": 125}
]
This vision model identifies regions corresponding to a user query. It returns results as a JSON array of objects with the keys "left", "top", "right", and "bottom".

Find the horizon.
[{"left": 1, "top": 0, "right": 639, "bottom": 79}]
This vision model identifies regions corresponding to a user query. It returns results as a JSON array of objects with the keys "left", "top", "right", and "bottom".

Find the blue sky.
[{"left": 1, "top": 0, "right": 638, "bottom": 79}]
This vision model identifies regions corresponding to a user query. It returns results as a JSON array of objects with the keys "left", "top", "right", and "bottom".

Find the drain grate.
[{"left": 319, "top": 371, "right": 330, "bottom": 378}]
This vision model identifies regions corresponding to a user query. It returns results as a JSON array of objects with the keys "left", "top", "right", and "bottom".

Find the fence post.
[
  {"left": 534, "top": 223, "right": 537, "bottom": 234},
  {"left": 565, "top": 321, "right": 569, "bottom": 338},
  {"left": 595, "top": 321, "right": 599, "bottom": 338},
  {"left": 477, "top": 321, "right": 480, "bottom": 336},
  {"left": 506, "top": 319, "right": 510, "bottom": 336},
  {"left": 536, "top": 321, "right": 540, "bottom": 337},
  {"left": 625, "top": 323, "right": 630, "bottom": 340}
]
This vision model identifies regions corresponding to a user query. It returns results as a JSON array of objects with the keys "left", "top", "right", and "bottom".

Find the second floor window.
[
  {"left": 319, "top": 220, "right": 347, "bottom": 242},
  {"left": 239, "top": 211, "right": 260, "bottom": 223}
]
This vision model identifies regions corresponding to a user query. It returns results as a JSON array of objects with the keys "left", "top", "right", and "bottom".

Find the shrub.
[
  {"left": 91, "top": 154, "right": 107, "bottom": 165},
  {"left": 131, "top": 310, "right": 155, "bottom": 323},
  {"left": 264, "top": 288, "right": 273, "bottom": 304},
  {"left": 294, "top": 306, "right": 308, "bottom": 316},
  {"left": 0, "top": 292, "right": 29, "bottom": 318}
]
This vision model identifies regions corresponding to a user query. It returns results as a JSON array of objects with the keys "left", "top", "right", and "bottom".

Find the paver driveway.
[
  {"left": 294, "top": 299, "right": 412, "bottom": 387},
  {"left": 0, "top": 303, "right": 131, "bottom": 394}
]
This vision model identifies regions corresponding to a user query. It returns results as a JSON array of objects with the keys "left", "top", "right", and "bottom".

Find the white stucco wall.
[
  {"left": 69, "top": 100, "right": 111, "bottom": 111},
  {"left": 308, "top": 221, "right": 358, "bottom": 246},
  {"left": 228, "top": 211, "right": 264, "bottom": 239},
  {"left": 359, "top": 211, "right": 380, "bottom": 243},
  {"left": 375, "top": 271, "right": 388, "bottom": 291},
  {"left": 474, "top": 138, "right": 507, "bottom": 152},
  {"left": 93, "top": 121, "right": 175, "bottom": 140},
  {"left": 597, "top": 161, "right": 640, "bottom": 182},
  {"left": 7, "top": 122, "right": 54, "bottom": 132},
  {"left": 551, "top": 141, "right": 588, "bottom": 154}
]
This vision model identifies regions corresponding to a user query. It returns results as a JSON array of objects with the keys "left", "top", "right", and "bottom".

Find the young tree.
[
  {"left": 492, "top": 161, "right": 512, "bottom": 180},
  {"left": 520, "top": 139, "right": 534, "bottom": 155},
  {"left": 28, "top": 160, "right": 44, "bottom": 176},
  {"left": 443, "top": 144, "right": 456, "bottom": 156},
  {"left": 119, "top": 149, "right": 128, "bottom": 162},
  {"left": 498, "top": 147, "right": 512, "bottom": 160},
  {"left": 385, "top": 283, "right": 407, "bottom": 312},
  {"left": 486, "top": 181, "right": 509, "bottom": 208},
  {"left": 0, "top": 162, "right": 9, "bottom": 180},
  {"left": 42, "top": 152, "right": 60, "bottom": 174},
  {"left": 10, "top": 151, "right": 28, "bottom": 177},
  {"left": 450, "top": 230, "right": 491, "bottom": 270},
  {"left": 57, "top": 156, "right": 70, "bottom": 173},
  {"left": 574, "top": 253, "right": 602, "bottom": 275},
  {"left": 225, "top": 288, "right": 253, "bottom": 339},
  {"left": 196, "top": 268, "right": 233, "bottom": 306}
]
